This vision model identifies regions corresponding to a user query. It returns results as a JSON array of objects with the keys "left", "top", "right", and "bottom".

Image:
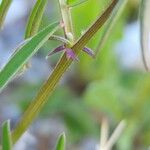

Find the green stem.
[
  {"left": 11, "top": 0, "right": 118, "bottom": 144},
  {"left": 58, "top": 0, "right": 74, "bottom": 43}
]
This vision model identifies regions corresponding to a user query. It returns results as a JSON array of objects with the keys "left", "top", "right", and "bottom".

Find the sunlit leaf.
[
  {"left": 0, "top": 22, "right": 59, "bottom": 92},
  {"left": 0, "top": 0, "right": 12, "bottom": 29},
  {"left": 2, "top": 120, "right": 12, "bottom": 150},
  {"left": 140, "top": 0, "right": 150, "bottom": 70},
  {"left": 25, "top": 0, "right": 48, "bottom": 38},
  {"left": 55, "top": 133, "right": 66, "bottom": 150}
]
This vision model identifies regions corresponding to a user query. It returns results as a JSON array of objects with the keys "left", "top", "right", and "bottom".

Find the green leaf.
[
  {"left": 66, "top": 0, "right": 88, "bottom": 7},
  {"left": 20, "top": 0, "right": 48, "bottom": 77},
  {"left": 140, "top": 0, "right": 150, "bottom": 70},
  {"left": 55, "top": 133, "right": 66, "bottom": 150},
  {"left": 25, "top": 0, "right": 48, "bottom": 38},
  {"left": 0, "top": 22, "right": 59, "bottom": 92},
  {"left": 95, "top": 0, "right": 128, "bottom": 56},
  {"left": 0, "top": 0, "right": 12, "bottom": 29},
  {"left": 2, "top": 120, "right": 12, "bottom": 150}
]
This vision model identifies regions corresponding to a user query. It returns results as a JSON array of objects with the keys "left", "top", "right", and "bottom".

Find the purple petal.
[
  {"left": 47, "top": 45, "right": 65, "bottom": 57},
  {"left": 66, "top": 48, "right": 79, "bottom": 61},
  {"left": 82, "top": 47, "right": 95, "bottom": 58}
]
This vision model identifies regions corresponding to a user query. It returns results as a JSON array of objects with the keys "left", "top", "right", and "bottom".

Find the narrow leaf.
[
  {"left": 25, "top": 0, "right": 48, "bottom": 38},
  {"left": 9, "top": 39, "right": 32, "bottom": 77},
  {"left": 55, "top": 133, "right": 66, "bottom": 150},
  {"left": 20, "top": 0, "right": 47, "bottom": 75},
  {"left": 95, "top": 0, "right": 128, "bottom": 56},
  {"left": 0, "top": 0, "right": 12, "bottom": 29},
  {"left": 0, "top": 22, "right": 59, "bottom": 92},
  {"left": 140, "top": 0, "right": 150, "bottom": 70},
  {"left": 2, "top": 120, "right": 12, "bottom": 150}
]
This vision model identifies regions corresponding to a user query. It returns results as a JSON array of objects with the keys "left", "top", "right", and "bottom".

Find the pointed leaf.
[
  {"left": 21, "top": 0, "right": 47, "bottom": 76},
  {"left": 140, "top": 0, "right": 150, "bottom": 70},
  {"left": 0, "top": 22, "right": 59, "bottom": 92},
  {"left": 55, "top": 133, "right": 66, "bottom": 150},
  {"left": 25, "top": 0, "right": 48, "bottom": 38},
  {"left": 95, "top": 0, "right": 128, "bottom": 56},
  {"left": 2, "top": 120, "right": 12, "bottom": 150},
  {"left": 0, "top": 0, "right": 12, "bottom": 29}
]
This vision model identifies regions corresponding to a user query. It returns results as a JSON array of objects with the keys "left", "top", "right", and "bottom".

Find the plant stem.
[
  {"left": 11, "top": 0, "right": 118, "bottom": 144},
  {"left": 12, "top": 54, "right": 71, "bottom": 144},
  {"left": 58, "top": 0, "right": 74, "bottom": 43}
]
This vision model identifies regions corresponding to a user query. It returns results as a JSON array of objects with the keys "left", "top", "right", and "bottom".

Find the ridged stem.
[{"left": 11, "top": 0, "right": 118, "bottom": 144}]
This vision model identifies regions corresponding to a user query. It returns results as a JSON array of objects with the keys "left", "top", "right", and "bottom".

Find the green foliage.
[
  {"left": 84, "top": 79, "right": 124, "bottom": 120},
  {"left": 1, "top": 0, "right": 150, "bottom": 149},
  {"left": 66, "top": 0, "right": 88, "bottom": 7},
  {"left": 84, "top": 71, "right": 150, "bottom": 149},
  {"left": 0, "top": 0, "right": 12, "bottom": 29},
  {"left": 0, "top": 22, "right": 59, "bottom": 92},
  {"left": 2, "top": 120, "right": 12, "bottom": 150},
  {"left": 25, "top": 0, "right": 48, "bottom": 38},
  {"left": 55, "top": 133, "right": 66, "bottom": 150}
]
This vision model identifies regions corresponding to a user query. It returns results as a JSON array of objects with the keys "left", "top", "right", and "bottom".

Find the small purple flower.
[
  {"left": 47, "top": 45, "right": 65, "bottom": 56},
  {"left": 47, "top": 45, "right": 95, "bottom": 61},
  {"left": 65, "top": 48, "right": 79, "bottom": 61}
]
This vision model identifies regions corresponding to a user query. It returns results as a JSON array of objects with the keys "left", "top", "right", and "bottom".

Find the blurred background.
[{"left": 0, "top": 0, "right": 150, "bottom": 149}]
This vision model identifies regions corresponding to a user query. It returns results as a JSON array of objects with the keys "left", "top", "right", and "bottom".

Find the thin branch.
[{"left": 58, "top": 0, "right": 74, "bottom": 43}]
